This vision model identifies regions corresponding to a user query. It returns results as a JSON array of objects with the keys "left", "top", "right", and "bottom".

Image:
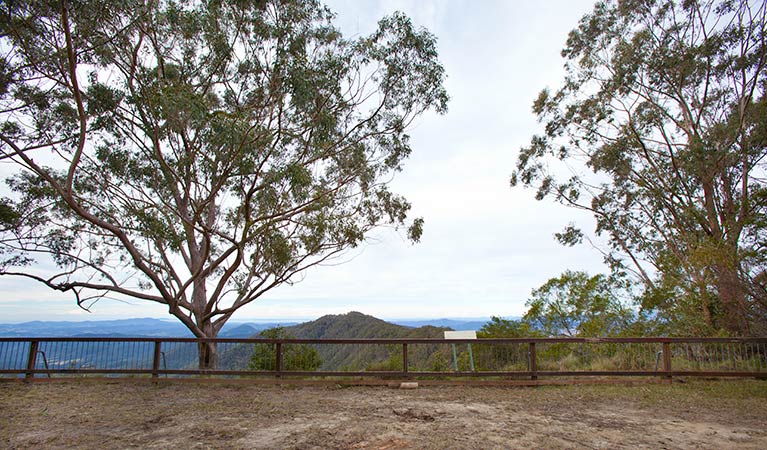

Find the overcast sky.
[{"left": 0, "top": 0, "right": 609, "bottom": 323}]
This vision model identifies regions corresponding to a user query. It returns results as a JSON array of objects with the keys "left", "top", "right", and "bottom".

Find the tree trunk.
[
  {"left": 196, "top": 316, "right": 220, "bottom": 369},
  {"left": 191, "top": 273, "right": 220, "bottom": 369},
  {"left": 713, "top": 262, "right": 750, "bottom": 335},
  {"left": 197, "top": 339, "right": 219, "bottom": 370}
]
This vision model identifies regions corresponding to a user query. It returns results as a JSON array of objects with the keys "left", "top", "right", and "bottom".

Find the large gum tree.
[
  {"left": 512, "top": 0, "right": 766, "bottom": 335},
  {"left": 0, "top": 0, "right": 448, "bottom": 367}
]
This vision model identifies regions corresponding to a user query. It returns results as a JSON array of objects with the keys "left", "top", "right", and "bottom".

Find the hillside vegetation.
[
  {"left": 285, "top": 312, "right": 447, "bottom": 339},
  {"left": 221, "top": 312, "right": 452, "bottom": 371}
]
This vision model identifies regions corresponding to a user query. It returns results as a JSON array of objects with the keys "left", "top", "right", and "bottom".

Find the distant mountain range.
[
  {"left": 391, "top": 318, "right": 490, "bottom": 331},
  {"left": 0, "top": 318, "right": 297, "bottom": 338},
  {"left": 0, "top": 314, "right": 495, "bottom": 337}
]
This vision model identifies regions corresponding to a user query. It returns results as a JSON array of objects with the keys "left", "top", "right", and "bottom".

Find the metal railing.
[{"left": 1, "top": 337, "right": 766, "bottom": 381}]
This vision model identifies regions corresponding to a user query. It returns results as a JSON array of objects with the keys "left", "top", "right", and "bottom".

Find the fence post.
[
  {"left": 662, "top": 341, "right": 672, "bottom": 383},
  {"left": 25, "top": 340, "right": 39, "bottom": 380},
  {"left": 275, "top": 342, "right": 282, "bottom": 377},
  {"left": 402, "top": 343, "right": 409, "bottom": 377},
  {"left": 152, "top": 340, "right": 162, "bottom": 378},
  {"left": 529, "top": 342, "right": 537, "bottom": 381}
]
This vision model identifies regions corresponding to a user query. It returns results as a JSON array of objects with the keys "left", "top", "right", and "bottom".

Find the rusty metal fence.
[{"left": 1, "top": 337, "right": 766, "bottom": 381}]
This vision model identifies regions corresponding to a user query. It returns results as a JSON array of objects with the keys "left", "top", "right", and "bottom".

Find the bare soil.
[{"left": 1, "top": 379, "right": 766, "bottom": 449}]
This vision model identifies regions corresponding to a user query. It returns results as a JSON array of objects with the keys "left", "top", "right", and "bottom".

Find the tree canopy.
[
  {"left": 0, "top": 0, "right": 447, "bottom": 366},
  {"left": 522, "top": 270, "right": 635, "bottom": 337},
  {"left": 477, "top": 315, "right": 543, "bottom": 339},
  {"left": 512, "top": 0, "right": 767, "bottom": 335}
]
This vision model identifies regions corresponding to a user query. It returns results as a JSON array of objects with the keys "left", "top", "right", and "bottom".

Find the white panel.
[{"left": 444, "top": 331, "right": 477, "bottom": 340}]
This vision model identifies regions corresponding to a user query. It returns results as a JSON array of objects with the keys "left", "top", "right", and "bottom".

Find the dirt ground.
[{"left": 1, "top": 378, "right": 766, "bottom": 449}]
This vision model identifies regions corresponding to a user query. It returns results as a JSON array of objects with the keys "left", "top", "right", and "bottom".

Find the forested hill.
[
  {"left": 220, "top": 312, "right": 451, "bottom": 371},
  {"left": 280, "top": 311, "right": 449, "bottom": 339}
]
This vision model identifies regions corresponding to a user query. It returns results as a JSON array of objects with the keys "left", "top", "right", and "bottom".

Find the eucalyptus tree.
[
  {"left": 512, "top": 0, "right": 767, "bottom": 335},
  {"left": 523, "top": 271, "right": 635, "bottom": 337},
  {"left": 0, "top": 0, "right": 448, "bottom": 367}
]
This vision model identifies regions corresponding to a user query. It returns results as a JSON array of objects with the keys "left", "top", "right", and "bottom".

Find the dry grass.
[{"left": 1, "top": 378, "right": 766, "bottom": 449}]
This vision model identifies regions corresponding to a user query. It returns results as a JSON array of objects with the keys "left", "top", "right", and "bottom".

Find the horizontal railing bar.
[
  {"left": 2, "top": 336, "right": 766, "bottom": 344},
  {"left": 668, "top": 371, "right": 767, "bottom": 377},
  {"left": 1, "top": 368, "right": 152, "bottom": 374},
  {"left": 0, "top": 368, "right": 407, "bottom": 377},
  {"left": 4, "top": 369, "right": 765, "bottom": 378}
]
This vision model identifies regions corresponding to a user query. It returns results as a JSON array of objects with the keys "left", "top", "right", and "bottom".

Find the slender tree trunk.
[
  {"left": 690, "top": 274, "right": 715, "bottom": 329},
  {"left": 192, "top": 277, "right": 219, "bottom": 369},
  {"left": 701, "top": 297, "right": 713, "bottom": 327}
]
